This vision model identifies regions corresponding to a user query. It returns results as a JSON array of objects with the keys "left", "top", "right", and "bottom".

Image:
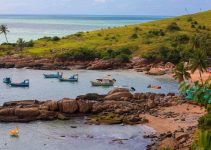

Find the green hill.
[{"left": 1, "top": 10, "right": 211, "bottom": 63}]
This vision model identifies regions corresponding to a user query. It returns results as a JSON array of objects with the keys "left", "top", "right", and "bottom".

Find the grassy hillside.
[{"left": 1, "top": 10, "right": 211, "bottom": 62}]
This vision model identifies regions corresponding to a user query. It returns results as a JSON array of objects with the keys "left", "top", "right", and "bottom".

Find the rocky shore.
[
  {"left": 0, "top": 88, "right": 205, "bottom": 149},
  {"left": 0, "top": 55, "right": 174, "bottom": 75}
]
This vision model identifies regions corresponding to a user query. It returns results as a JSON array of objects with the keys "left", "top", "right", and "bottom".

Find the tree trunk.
[
  {"left": 199, "top": 71, "right": 204, "bottom": 86},
  {"left": 4, "top": 34, "right": 8, "bottom": 43}
]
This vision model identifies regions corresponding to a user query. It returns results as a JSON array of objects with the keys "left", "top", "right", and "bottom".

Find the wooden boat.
[
  {"left": 3, "top": 77, "right": 11, "bottom": 84},
  {"left": 43, "top": 72, "right": 62, "bottom": 78},
  {"left": 91, "top": 76, "right": 116, "bottom": 86},
  {"left": 9, "top": 128, "right": 19, "bottom": 137},
  {"left": 147, "top": 85, "right": 161, "bottom": 89},
  {"left": 59, "top": 74, "right": 79, "bottom": 82},
  {"left": 10, "top": 79, "right": 29, "bottom": 87}
]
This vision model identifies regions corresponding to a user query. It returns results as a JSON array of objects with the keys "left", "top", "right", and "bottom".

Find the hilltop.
[{"left": 0, "top": 10, "right": 211, "bottom": 64}]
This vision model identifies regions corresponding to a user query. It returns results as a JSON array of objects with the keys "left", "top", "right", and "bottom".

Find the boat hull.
[{"left": 59, "top": 78, "right": 78, "bottom": 82}]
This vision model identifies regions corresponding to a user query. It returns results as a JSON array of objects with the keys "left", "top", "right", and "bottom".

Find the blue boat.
[
  {"left": 59, "top": 74, "right": 78, "bottom": 82},
  {"left": 10, "top": 79, "right": 29, "bottom": 87},
  {"left": 3, "top": 77, "right": 12, "bottom": 84},
  {"left": 43, "top": 72, "right": 63, "bottom": 78}
]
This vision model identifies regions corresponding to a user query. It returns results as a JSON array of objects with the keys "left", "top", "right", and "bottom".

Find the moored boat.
[
  {"left": 91, "top": 75, "right": 116, "bottom": 86},
  {"left": 10, "top": 79, "right": 29, "bottom": 87},
  {"left": 43, "top": 72, "right": 62, "bottom": 78},
  {"left": 147, "top": 84, "right": 161, "bottom": 89},
  {"left": 9, "top": 128, "right": 19, "bottom": 137},
  {"left": 3, "top": 77, "right": 11, "bottom": 84},
  {"left": 59, "top": 74, "right": 79, "bottom": 82}
]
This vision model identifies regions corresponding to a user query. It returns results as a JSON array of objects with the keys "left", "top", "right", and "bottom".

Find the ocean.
[{"left": 0, "top": 15, "right": 168, "bottom": 43}]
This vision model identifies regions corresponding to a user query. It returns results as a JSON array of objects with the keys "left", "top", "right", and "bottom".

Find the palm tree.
[
  {"left": 0, "top": 24, "right": 9, "bottom": 43},
  {"left": 173, "top": 62, "right": 191, "bottom": 83},
  {"left": 190, "top": 49, "right": 208, "bottom": 85},
  {"left": 16, "top": 38, "right": 25, "bottom": 51}
]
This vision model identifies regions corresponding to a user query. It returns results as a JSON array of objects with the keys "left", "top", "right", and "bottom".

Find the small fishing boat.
[
  {"left": 10, "top": 79, "right": 29, "bottom": 87},
  {"left": 9, "top": 128, "right": 19, "bottom": 137},
  {"left": 91, "top": 75, "right": 116, "bottom": 86},
  {"left": 147, "top": 84, "right": 161, "bottom": 89},
  {"left": 59, "top": 74, "right": 79, "bottom": 82},
  {"left": 43, "top": 72, "right": 62, "bottom": 78},
  {"left": 3, "top": 77, "right": 11, "bottom": 84}
]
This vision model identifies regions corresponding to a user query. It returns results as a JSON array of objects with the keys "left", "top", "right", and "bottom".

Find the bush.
[
  {"left": 56, "top": 48, "right": 99, "bottom": 61},
  {"left": 192, "top": 24, "right": 196, "bottom": 28},
  {"left": 148, "top": 29, "right": 165, "bottom": 36},
  {"left": 130, "top": 33, "right": 138, "bottom": 39},
  {"left": 199, "top": 113, "right": 211, "bottom": 130},
  {"left": 167, "top": 22, "right": 180, "bottom": 31},
  {"left": 174, "top": 34, "right": 190, "bottom": 44},
  {"left": 52, "top": 36, "right": 60, "bottom": 41},
  {"left": 116, "top": 54, "right": 130, "bottom": 63},
  {"left": 25, "top": 40, "right": 34, "bottom": 47}
]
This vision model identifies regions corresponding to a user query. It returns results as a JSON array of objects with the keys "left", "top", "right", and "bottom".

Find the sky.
[{"left": 0, "top": 0, "right": 210, "bottom": 16}]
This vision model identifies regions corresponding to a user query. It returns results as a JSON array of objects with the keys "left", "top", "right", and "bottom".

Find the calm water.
[
  {"left": 0, "top": 15, "right": 168, "bottom": 43},
  {"left": 0, "top": 119, "right": 154, "bottom": 150},
  {"left": 0, "top": 69, "right": 178, "bottom": 103},
  {"left": 0, "top": 69, "right": 177, "bottom": 150}
]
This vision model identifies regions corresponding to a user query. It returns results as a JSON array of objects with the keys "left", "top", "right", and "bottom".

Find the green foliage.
[
  {"left": 174, "top": 34, "right": 190, "bottom": 44},
  {"left": 173, "top": 62, "right": 191, "bottom": 82},
  {"left": 102, "top": 47, "right": 132, "bottom": 62},
  {"left": 51, "top": 36, "right": 60, "bottom": 41},
  {"left": 130, "top": 33, "right": 138, "bottom": 39},
  {"left": 56, "top": 48, "right": 99, "bottom": 61},
  {"left": 148, "top": 29, "right": 165, "bottom": 37},
  {"left": 179, "top": 78, "right": 211, "bottom": 105},
  {"left": 191, "top": 130, "right": 211, "bottom": 150},
  {"left": 199, "top": 113, "right": 211, "bottom": 130},
  {"left": 166, "top": 22, "right": 180, "bottom": 31}
]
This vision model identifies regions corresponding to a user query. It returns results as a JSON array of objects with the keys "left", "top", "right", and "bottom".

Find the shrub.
[
  {"left": 167, "top": 22, "right": 180, "bottom": 31},
  {"left": 192, "top": 24, "right": 196, "bottom": 28},
  {"left": 25, "top": 40, "right": 34, "bottom": 47},
  {"left": 199, "top": 113, "right": 211, "bottom": 130},
  {"left": 198, "top": 25, "right": 202, "bottom": 29},
  {"left": 187, "top": 16, "right": 193, "bottom": 22},
  {"left": 148, "top": 29, "right": 165, "bottom": 36},
  {"left": 130, "top": 33, "right": 138, "bottom": 39},
  {"left": 116, "top": 54, "right": 130, "bottom": 63},
  {"left": 51, "top": 36, "right": 60, "bottom": 41},
  {"left": 174, "top": 34, "right": 190, "bottom": 44},
  {"left": 56, "top": 48, "right": 99, "bottom": 61}
]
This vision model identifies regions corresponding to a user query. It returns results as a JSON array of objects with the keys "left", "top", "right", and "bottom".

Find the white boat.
[
  {"left": 91, "top": 75, "right": 116, "bottom": 86},
  {"left": 114, "top": 85, "right": 136, "bottom": 91}
]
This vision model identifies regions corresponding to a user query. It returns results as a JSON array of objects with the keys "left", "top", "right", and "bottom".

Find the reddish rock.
[
  {"left": 14, "top": 108, "right": 40, "bottom": 118},
  {"left": 58, "top": 98, "right": 78, "bottom": 113}
]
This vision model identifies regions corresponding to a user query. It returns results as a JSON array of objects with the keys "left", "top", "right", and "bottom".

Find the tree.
[
  {"left": 190, "top": 50, "right": 208, "bottom": 85},
  {"left": 173, "top": 62, "right": 191, "bottom": 83},
  {"left": 0, "top": 24, "right": 9, "bottom": 43},
  {"left": 16, "top": 38, "right": 25, "bottom": 51}
]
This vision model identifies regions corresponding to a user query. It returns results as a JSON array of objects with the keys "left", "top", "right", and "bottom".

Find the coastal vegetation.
[{"left": 0, "top": 10, "right": 211, "bottom": 64}]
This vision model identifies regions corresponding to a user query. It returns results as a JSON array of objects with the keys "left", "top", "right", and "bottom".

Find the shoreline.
[{"left": 0, "top": 88, "right": 206, "bottom": 149}]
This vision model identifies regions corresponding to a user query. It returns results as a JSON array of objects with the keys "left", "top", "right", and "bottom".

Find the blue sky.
[{"left": 0, "top": 0, "right": 210, "bottom": 16}]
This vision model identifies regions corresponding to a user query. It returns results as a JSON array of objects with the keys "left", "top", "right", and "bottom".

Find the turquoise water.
[
  {"left": 0, "top": 69, "right": 178, "bottom": 103},
  {"left": 0, "top": 15, "right": 168, "bottom": 43}
]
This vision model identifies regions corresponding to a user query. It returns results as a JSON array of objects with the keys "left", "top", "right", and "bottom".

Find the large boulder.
[
  {"left": 77, "top": 100, "right": 92, "bottom": 113},
  {"left": 14, "top": 108, "right": 40, "bottom": 118},
  {"left": 58, "top": 98, "right": 78, "bottom": 113},
  {"left": 0, "top": 108, "right": 15, "bottom": 116},
  {"left": 105, "top": 92, "right": 133, "bottom": 101},
  {"left": 147, "top": 68, "right": 166, "bottom": 75},
  {"left": 45, "top": 100, "right": 58, "bottom": 111},
  {"left": 108, "top": 88, "right": 130, "bottom": 95}
]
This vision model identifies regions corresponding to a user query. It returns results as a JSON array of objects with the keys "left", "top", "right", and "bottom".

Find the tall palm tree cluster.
[
  {"left": 173, "top": 35, "right": 210, "bottom": 85},
  {"left": 0, "top": 24, "right": 9, "bottom": 43}
]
